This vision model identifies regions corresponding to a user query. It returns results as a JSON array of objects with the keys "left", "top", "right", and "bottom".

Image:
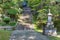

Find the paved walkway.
[{"left": 10, "top": 30, "right": 49, "bottom": 40}]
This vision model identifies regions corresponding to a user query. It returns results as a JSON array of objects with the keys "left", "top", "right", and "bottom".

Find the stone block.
[{"left": 44, "top": 28, "right": 57, "bottom": 36}]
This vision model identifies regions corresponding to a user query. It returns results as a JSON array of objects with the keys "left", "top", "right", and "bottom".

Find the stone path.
[{"left": 10, "top": 30, "right": 49, "bottom": 40}]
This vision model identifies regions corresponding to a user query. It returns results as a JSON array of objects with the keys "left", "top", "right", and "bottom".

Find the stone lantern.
[
  {"left": 44, "top": 9, "right": 57, "bottom": 36},
  {"left": 47, "top": 9, "right": 54, "bottom": 28},
  {"left": 22, "top": 0, "right": 27, "bottom": 7},
  {"left": 48, "top": 9, "right": 52, "bottom": 23}
]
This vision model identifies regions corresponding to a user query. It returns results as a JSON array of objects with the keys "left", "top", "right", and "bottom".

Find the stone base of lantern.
[
  {"left": 43, "top": 22, "right": 57, "bottom": 36},
  {"left": 43, "top": 9, "right": 57, "bottom": 36},
  {"left": 44, "top": 28, "right": 57, "bottom": 36}
]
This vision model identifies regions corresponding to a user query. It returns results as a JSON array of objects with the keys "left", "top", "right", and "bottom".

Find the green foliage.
[
  {"left": 27, "top": 0, "right": 41, "bottom": 7},
  {"left": 7, "top": 8, "right": 18, "bottom": 15},
  {"left": 12, "top": 0, "right": 18, "bottom": 4},
  {"left": 0, "top": 30, "right": 12, "bottom": 40},
  {"left": 2, "top": 2, "right": 10, "bottom": 9},
  {"left": 54, "top": 19, "right": 60, "bottom": 32},
  {"left": 37, "top": 9, "right": 47, "bottom": 20},
  {"left": 0, "top": 0, "right": 60, "bottom": 31},
  {"left": 49, "top": 36, "right": 60, "bottom": 40},
  {"left": 3, "top": 17, "right": 10, "bottom": 24},
  {"left": 9, "top": 22, "right": 16, "bottom": 26},
  {"left": 2, "top": 2, "right": 15, "bottom": 9},
  {"left": 31, "top": 0, "right": 60, "bottom": 30}
]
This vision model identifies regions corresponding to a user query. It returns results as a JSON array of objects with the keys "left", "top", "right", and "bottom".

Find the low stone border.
[{"left": 0, "top": 26, "right": 15, "bottom": 30}]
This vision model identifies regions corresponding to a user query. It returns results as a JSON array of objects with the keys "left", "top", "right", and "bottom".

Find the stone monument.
[
  {"left": 17, "top": 0, "right": 33, "bottom": 30},
  {"left": 43, "top": 9, "right": 57, "bottom": 36}
]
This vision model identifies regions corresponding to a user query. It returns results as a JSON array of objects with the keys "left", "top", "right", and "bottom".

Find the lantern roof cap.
[{"left": 48, "top": 9, "right": 52, "bottom": 16}]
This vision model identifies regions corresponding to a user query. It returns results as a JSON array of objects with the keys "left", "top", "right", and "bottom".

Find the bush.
[
  {"left": 2, "top": 2, "right": 10, "bottom": 9},
  {"left": 9, "top": 22, "right": 16, "bottom": 26},
  {"left": 36, "top": 22, "right": 46, "bottom": 29},
  {"left": 54, "top": 20, "right": 60, "bottom": 32},
  {"left": 7, "top": 8, "right": 18, "bottom": 15},
  {"left": 3, "top": 17, "right": 10, "bottom": 24}
]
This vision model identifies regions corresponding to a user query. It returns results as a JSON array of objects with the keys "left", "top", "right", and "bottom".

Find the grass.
[
  {"left": 49, "top": 36, "right": 60, "bottom": 40},
  {"left": 34, "top": 25, "right": 60, "bottom": 40},
  {"left": 0, "top": 30, "right": 12, "bottom": 40},
  {"left": 48, "top": 32, "right": 60, "bottom": 40}
]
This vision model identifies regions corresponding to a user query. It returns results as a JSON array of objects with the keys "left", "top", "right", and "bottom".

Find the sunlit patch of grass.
[
  {"left": 0, "top": 30, "right": 12, "bottom": 40},
  {"left": 49, "top": 36, "right": 60, "bottom": 40},
  {"left": 49, "top": 32, "right": 60, "bottom": 40},
  {"left": 57, "top": 35, "right": 60, "bottom": 38},
  {"left": 35, "top": 29, "right": 43, "bottom": 32},
  {"left": 56, "top": 32, "right": 60, "bottom": 38}
]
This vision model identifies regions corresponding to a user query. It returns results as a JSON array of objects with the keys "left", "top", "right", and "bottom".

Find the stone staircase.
[{"left": 16, "top": 7, "right": 34, "bottom": 30}]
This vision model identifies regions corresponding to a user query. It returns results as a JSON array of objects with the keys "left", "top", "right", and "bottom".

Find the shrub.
[
  {"left": 9, "top": 22, "right": 16, "bottom": 26},
  {"left": 36, "top": 22, "right": 46, "bottom": 29},
  {"left": 54, "top": 20, "right": 60, "bottom": 32},
  {"left": 3, "top": 17, "right": 10, "bottom": 24},
  {"left": 7, "top": 8, "right": 18, "bottom": 15},
  {"left": 2, "top": 2, "right": 10, "bottom": 9}
]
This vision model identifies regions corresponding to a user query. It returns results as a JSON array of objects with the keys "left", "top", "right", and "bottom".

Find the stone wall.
[{"left": 0, "top": 26, "right": 14, "bottom": 30}]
